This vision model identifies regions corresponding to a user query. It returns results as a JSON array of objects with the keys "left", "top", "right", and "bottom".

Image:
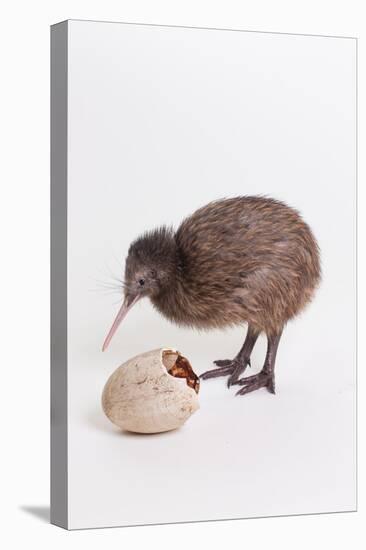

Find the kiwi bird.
[{"left": 102, "top": 196, "right": 321, "bottom": 396}]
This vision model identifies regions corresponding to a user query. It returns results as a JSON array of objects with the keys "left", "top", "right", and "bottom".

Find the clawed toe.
[
  {"left": 226, "top": 358, "right": 251, "bottom": 388},
  {"left": 200, "top": 328, "right": 281, "bottom": 397},
  {"left": 235, "top": 372, "right": 275, "bottom": 396},
  {"left": 200, "top": 363, "right": 236, "bottom": 380},
  {"left": 200, "top": 364, "right": 275, "bottom": 395},
  {"left": 200, "top": 357, "right": 251, "bottom": 385},
  {"left": 227, "top": 365, "right": 242, "bottom": 388},
  {"left": 213, "top": 359, "right": 233, "bottom": 367}
]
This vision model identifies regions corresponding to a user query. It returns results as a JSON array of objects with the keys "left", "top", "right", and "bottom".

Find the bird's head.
[{"left": 102, "top": 226, "right": 177, "bottom": 351}]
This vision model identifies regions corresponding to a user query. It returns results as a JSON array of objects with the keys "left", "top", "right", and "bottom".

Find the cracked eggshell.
[{"left": 102, "top": 348, "right": 200, "bottom": 434}]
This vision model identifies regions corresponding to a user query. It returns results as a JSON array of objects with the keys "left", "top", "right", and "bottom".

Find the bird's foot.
[
  {"left": 233, "top": 370, "right": 275, "bottom": 396},
  {"left": 200, "top": 357, "right": 251, "bottom": 388}
]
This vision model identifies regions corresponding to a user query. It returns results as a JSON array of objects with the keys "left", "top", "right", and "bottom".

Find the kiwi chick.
[{"left": 102, "top": 196, "right": 321, "bottom": 396}]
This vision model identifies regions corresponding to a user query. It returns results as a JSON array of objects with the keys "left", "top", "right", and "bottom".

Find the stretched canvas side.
[{"left": 50, "top": 20, "right": 68, "bottom": 530}]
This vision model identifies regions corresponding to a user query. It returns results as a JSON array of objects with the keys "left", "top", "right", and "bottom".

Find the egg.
[{"left": 102, "top": 348, "right": 200, "bottom": 434}]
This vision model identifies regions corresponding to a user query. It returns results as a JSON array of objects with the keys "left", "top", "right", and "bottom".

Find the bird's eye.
[{"left": 138, "top": 278, "right": 145, "bottom": 287}]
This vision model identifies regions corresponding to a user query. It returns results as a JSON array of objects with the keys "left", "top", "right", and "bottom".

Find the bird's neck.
[{"left": 151, "top": 247, "right": 198, "bottom": 325}]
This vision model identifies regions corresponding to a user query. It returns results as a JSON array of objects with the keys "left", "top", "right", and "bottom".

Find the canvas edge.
[
  {"left": 50, "top": 20, "right": 68, "bottom": 530},
  {"left": 52, "top": 18, "right": 358, "bottom": 40}
]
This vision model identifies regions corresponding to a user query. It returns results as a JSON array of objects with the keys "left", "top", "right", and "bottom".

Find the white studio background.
[
  {"left": 66, "top": 21, "right": 355, "bottom": 529},
  {"left": 0, "top": 1, "right": 365, "bottom": 549}
]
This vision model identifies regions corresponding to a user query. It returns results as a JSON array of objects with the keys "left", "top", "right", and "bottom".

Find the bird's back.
[{"left": 158, "top": 196, "right": 320, "bottom": 333}]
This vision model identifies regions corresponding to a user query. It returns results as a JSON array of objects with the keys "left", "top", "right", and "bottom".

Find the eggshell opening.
[{"left": 162, "top": 349, "right": 200, "bottom": 394}]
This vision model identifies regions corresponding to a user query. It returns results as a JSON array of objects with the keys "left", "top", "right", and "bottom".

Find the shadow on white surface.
[{"left": 20, "top": 506, "right": 50, "bottom": 523}]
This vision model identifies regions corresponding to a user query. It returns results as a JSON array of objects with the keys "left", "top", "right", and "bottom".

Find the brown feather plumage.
[{"left": 134, "top": 196, "right": 321, "bottom": 335}]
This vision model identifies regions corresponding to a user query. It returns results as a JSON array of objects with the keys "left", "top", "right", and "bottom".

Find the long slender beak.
[{"left": 102, "top": 294, "right": 141, "bottom": 351}]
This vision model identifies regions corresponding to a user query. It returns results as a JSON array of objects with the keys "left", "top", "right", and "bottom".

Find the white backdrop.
[
  {"left": 67, "top": 21, "right": 356, "bottom": 528},
  {"left": 1, "top": 1, "right": 365, "bottom": 549}
]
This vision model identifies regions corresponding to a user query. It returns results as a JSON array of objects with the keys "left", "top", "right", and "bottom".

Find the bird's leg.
[
  {"left": 200, "top": 325, "right": 259, "bottom": 387},
  {"left": 234, "top": 329, "right": 283, "bottom": 396}
]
